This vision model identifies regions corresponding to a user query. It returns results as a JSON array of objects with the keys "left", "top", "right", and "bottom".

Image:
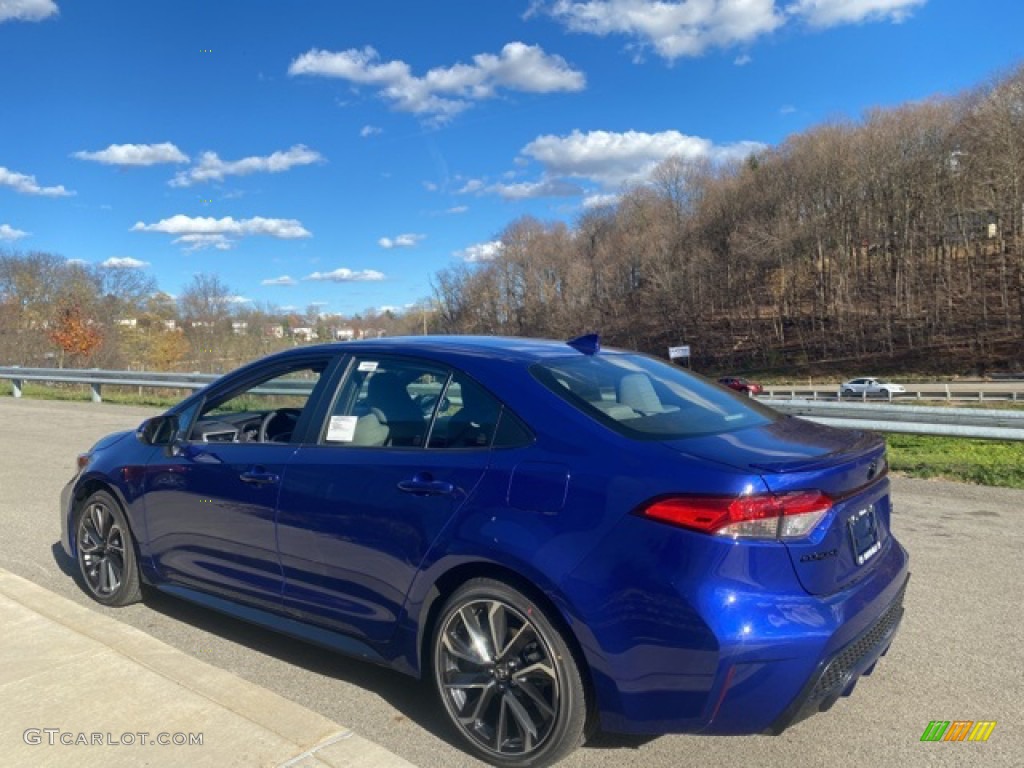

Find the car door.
[
  {"left": 275, "top": 355, "right": 504, "bottom": 644},
  {"left": 142, "top": 353, "right": 337, "bottom": 610}
]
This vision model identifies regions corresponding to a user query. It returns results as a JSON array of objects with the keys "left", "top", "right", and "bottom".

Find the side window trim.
[{"left": 422, "top": 371, "right": 455, "bottom": 449}]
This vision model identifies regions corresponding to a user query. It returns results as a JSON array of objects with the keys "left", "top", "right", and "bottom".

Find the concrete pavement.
[{"left": 0, "top": 568, "right": 414, "bottom": 768}]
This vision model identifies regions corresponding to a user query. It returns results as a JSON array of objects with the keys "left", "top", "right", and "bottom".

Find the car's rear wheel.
[
  {"left": 75, "top": 490, "right": 142, "bottom": 607},
  {"left": 432, "top": 579, "right": 588, "bottom": 767},
  {"left": 842, "top": 388, "right": 854, "bottom": 396}
]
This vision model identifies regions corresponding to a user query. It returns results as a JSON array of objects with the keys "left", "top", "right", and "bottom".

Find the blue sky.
[{"left": 2, "top": 0, "right": 1023, "bottom": 317}]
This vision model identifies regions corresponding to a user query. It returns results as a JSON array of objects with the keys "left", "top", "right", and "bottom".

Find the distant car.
[
  {"left": 60, "top": 335, "right": 908, "bottom": 766},
  {"left": 841, "top": 377, "right": 906, "bottom": 397},
  {"left": 718, "top": 376, "right": 763, "bottom": 396}
]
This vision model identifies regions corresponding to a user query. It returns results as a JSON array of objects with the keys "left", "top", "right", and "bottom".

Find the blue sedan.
[{"left": 60, "top": 335, "right": 909, "bottom": 767}]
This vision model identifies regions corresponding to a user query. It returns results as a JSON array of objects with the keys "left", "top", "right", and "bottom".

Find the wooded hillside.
[{"left": 432, "top": 65, "right": 1024, "bottom": 375}]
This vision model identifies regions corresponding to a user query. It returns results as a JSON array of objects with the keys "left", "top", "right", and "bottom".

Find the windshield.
[{"left": 532, "top": 354, "right": 777, "bottom": 440}]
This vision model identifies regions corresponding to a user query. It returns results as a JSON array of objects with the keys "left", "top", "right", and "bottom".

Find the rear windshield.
[{"left": 531, "top": 353, "right": 777, "bottom": 440}]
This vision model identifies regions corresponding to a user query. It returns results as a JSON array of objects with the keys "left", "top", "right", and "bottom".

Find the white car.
[{"left": 840, "top": 377, "right": 906, "bottom": 396}]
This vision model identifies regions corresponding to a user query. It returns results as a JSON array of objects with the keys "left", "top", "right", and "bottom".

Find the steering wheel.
[{"left": 258, "top": 408, "right": 301, "bottom": 443}]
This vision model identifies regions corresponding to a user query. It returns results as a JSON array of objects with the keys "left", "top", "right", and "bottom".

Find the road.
[{"left": 1, "top": 397, "right": 1021, "bottom": 767}]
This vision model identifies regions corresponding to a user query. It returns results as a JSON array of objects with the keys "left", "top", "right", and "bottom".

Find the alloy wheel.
[
  {"left": 77, "top": 500, "right": 127, "bottom": 598},
  {"left": 436, "top": 598, "right": 560, "bottom": 760}
]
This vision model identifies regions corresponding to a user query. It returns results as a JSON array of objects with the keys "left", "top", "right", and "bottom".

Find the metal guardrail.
[
  {"left": 0, "top": 366, "right": 217, "bottom": 402},
  {"left": 763, "top": 399, "right": 1024, "bottom": 441},
  {"left": 2, "top": 366, "right": 1023, "bottom": 440},
  {"left": 763, "top": 387, "right": 1022, "bottom": 402},
  {"left": 0, "top": 366, "right": 313, "bottom": 402}
]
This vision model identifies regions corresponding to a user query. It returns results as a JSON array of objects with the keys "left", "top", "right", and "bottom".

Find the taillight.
[{"left": 638, "top": 490, "right": 833, "bottom": 540}]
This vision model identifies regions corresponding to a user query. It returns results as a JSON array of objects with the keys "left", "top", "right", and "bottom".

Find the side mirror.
[{"left": 137, "top": 415, "right": 179, "bottom": 446}]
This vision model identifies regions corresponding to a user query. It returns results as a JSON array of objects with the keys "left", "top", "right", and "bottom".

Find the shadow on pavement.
[{"left": 50, "top": 539, "right": 662, "bottom": 760}]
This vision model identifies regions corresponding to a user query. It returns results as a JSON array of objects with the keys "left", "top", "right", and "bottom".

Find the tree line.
[
  {"left": 0, "top": 253, "right": 430, "bottom": 373},
  {"left": 432, "top": 64, "right": 1024, "bottom": 374}
]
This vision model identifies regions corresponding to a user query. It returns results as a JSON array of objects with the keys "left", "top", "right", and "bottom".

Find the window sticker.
[
  {"left": 357, "top": 361, "right": 379, "bottom": 372},
  {"left": 326, "top": 415, "right": 358, "bottom": 442}
]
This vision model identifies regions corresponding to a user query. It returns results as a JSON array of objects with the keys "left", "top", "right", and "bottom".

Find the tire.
[
  {"left": 842, "top": 388, "right": 854, "bottom": 396},
  {"left": 432, "top": 578, "right": 588, "bottom": 768},
  {"left": 74, "top": 490, "right": 142, "bottom": 607}
]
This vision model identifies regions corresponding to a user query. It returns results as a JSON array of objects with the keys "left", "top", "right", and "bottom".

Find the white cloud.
[
  {"left": 545, "top": 0, "right": 925, "bottom": 60},
  {"left": 74, "top": 142, "right": 189, "bottom": 166},
  {"left": 461, "top": 178, "right": 583, "bottom": 200},
  {"left": 227, "top": 295, "right": 252, "bottom": 304},
  {"left": 447, "top": 205, "right": 469, "bottom": 214},
  {"left": 131, "top": 215, "right": 311, "bottom": 250},
  {"left": 547, "top": 0, "right": 784, "bottom": 60},
  {"left": 174, "top": 234, "right": 233, "bottom": 251},
  {"left": 787, "top": 0, "right": 926, "bottom": 28},
  {"left": 261, "top": 275, "right": 297, "bottom": 286},
  {"left": 170, "top": 144, "right": 323, "bottom": 187},
  {"left": 360, "top": 125, "right": 382, "bottom": 137},
  {"left": 288, "top": 42, "right": 585, "bottom": 122},
  {"left": 0, "top": 223, "right": 28, "bottom": 240},
  {"left": 0, "top": 0, "right": 58, "bottom": 23},
  {"left": 304, "top": 268, "right": 386, "bottom": 282},
  {"left": 456, "top": 240, "right": 504, "bottom": 263},
  {"left": 100, "top": 257, "right": 149, "bottom": 269},
  {"left": 734, "top": 53, "right": 752, "bottom": 65},
  {"left": 132, "top": 214, "right": 310, "bottom": 238},
  {"left": 378, "top": 233, "right": 425, "bottom": 249},
  {"left": 0, "top": 165, "right": 73, "bottom": 196},
  {"left": 779, "top": 104, "right": 797, "bottom": 114},
  {"left": 521, "top": 129, "right": 765, "bottom": 187},
  {"left": 583, "top": 193, "right": 621, "bottom": 208}
]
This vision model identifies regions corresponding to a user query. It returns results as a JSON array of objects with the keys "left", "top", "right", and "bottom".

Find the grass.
[
  {"left": 886, "top": 434, "right": 1024, "bottom": 489},
  {"left": 6, "top": 381, "right": 1024, "bottom": 489}
]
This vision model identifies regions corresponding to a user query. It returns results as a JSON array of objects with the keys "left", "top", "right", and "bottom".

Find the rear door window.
[{"left": 322, "top": 357, "right": 532, "bottom": 450}]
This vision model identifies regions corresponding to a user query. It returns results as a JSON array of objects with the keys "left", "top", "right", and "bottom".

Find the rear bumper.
[
  {"left": 564, "top": 518, "right": 910, "bottom": 736},
  {"left": 767, "top": 572, "right": 909, "bottom": 734}
]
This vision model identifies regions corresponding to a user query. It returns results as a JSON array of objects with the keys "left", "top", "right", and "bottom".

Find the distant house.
[
  {"left": 334, "top": 326, "right": 356, "bottom": 340},
  {"left": 264, "top": 324, "right": 284, "bottom": 339},
  {"left": 163, "top": 319, "right": 177, "bottom": 332},
  {"left": 231, "top": 321, "right": 248, "bottom": 335},
  {"left": 292, "top": 326, "right": 318, "bottom": 342},
  {"left": 116, "top": 317, "right": 137, "bottom": 328}
]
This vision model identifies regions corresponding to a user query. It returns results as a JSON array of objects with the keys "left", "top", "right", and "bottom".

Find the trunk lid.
[{"left": 663, "top": 416, "right": 891, "bottom": 595}]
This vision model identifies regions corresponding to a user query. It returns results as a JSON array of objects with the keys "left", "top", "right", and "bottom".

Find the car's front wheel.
[
  {"left": 432, "top": 578, "right": 588, "bottom": 767},
  {"left": 75, "top": 490, "right": 142, "bottom": 607}
]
